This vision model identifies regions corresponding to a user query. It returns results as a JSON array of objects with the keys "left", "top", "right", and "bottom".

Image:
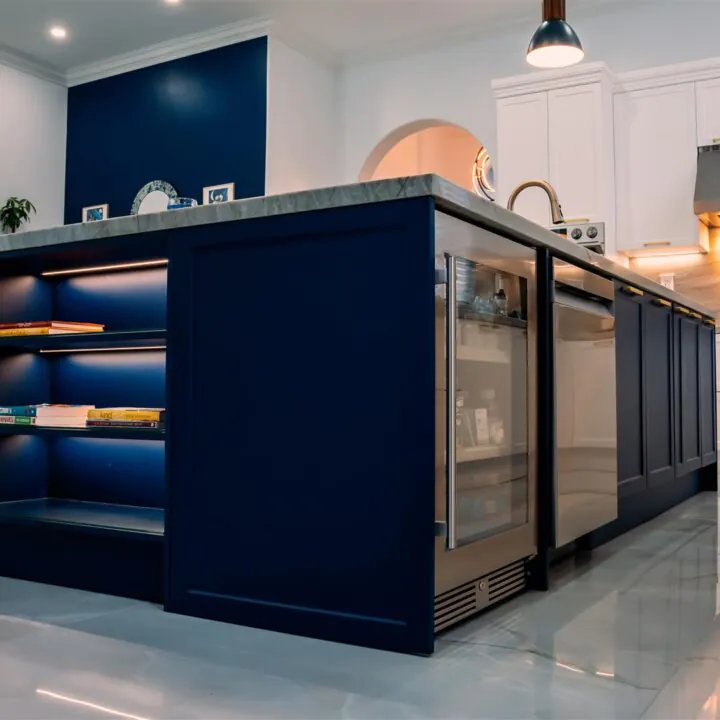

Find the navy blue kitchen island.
[{"left": 0, "top": 176, "right": 714, "bottom": 655}]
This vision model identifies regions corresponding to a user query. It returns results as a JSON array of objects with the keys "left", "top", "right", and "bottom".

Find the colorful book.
[
  {"left": 0, "top": 321, "right": 104, "bottom": 332},
  {"left": 0, "top": 405, "right": 42, "bottom": 417},
  {"left": 87, "top": 408, "right": 165, "bottom": 422},
  {"left": 0, "top": 416, "right": 35, "bottom": 425},
  {"left": 0, "top": 328, "right": 102, "bottom": 337},
  {"left": 86, "top": 420, "right": 164, "bottom": 429}
]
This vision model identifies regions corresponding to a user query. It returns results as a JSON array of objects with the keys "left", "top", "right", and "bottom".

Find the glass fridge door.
[{"left": 445, "top": 253, "right": 530, "bottom": 549}]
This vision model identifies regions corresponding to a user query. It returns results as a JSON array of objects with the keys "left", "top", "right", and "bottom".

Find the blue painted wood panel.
[
  {"left": 65, "top": 37, "right": 267, "bottom": 223},
  {"left": 166, "top": 199, "right": 437, "bottom": 654}
]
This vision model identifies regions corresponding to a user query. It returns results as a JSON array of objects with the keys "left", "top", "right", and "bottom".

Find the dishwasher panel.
[{"left": 553, "top": 267, "right": 618, "bottom": 547}]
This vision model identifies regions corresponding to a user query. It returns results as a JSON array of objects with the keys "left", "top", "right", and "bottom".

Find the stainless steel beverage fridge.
[{"left": 434, "top": 212, "right": 537, "bottom": 632}]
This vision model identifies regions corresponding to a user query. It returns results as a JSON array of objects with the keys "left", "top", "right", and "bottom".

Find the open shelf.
[
  {"left": 457, "top": 346, "right": 510, "bottom": 364},
  {"left": 0, "top": 498, "right": 164, "bottom": 537},
  {"left": 457, "top": 445, "right": 512, "bottom": 463},
  {"left": 0, "top": 329, "right": 165, "bottom": 352},
  {"left": 0, "top": 424, "right": 164, "bottom": 441}
]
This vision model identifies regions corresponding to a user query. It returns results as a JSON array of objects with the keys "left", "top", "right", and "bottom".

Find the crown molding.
[
  {"left": 0, "top": 45, "right": 65, "bottom": 86},
  {"left": 492, "top": 61, "right": 617, "bottom": 97},
  {"left": 615, "top": 56, "right": 720, "bottom": 93},
  {"left": 67, "top": 17, "right": 271, "bottom": 87}
]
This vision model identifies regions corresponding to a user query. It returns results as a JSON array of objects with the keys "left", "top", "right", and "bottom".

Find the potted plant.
[{"left": 0, "top": 197, "right": 36, "bottom": 234}]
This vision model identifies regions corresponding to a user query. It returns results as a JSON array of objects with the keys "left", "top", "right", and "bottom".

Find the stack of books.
[
  {"left": 87, "top": 408, "right": 165, "bottom": 430},
  {"left": 36, "top": 405, "right": 95, "bottom": 428},
  {"left": 0, "top": 321, "right": 104, "bottom": 337},
  {"left": 0, "top": 404, "right": 95, "bottom": 427},
  {"left": 0, "top": 405, "right": 40, "bottom": 425}
]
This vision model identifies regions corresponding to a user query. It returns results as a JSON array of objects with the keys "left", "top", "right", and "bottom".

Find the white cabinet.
[
  {"left": 496, "top": 92, "right": 549, "bottom": 226},
  {"left": 614, "top": 84, "right": 702, "bottom": 255},
  {"left": 548, "top": 83, "right": 613, "bottom": 226},
  {"left": 697, "top": 78, "right": 720, "bottom": 147},
  {"left": 494, "top": 64, "right": 616, "bottom": 249}
]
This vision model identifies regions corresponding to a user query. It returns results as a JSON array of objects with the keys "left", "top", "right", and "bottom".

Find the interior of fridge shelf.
[{"left": 451, "top": 264, "right": 530, "bottom": 545}]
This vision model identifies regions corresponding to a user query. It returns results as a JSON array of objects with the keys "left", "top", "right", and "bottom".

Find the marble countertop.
[{"left": 0, "top": 175, "right": 711, "bottom": 316}]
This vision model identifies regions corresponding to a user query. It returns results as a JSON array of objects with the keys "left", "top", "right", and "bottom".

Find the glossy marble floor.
[{"left": 1, "top": 493, "right": 719, "bottom": 719}]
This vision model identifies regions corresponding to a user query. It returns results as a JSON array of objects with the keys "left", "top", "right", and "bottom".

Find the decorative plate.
[{"left": 131, "top": 180, "right": 179, "bottom": 215}]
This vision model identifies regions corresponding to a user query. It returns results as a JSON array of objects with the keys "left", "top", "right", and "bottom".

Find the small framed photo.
[
  {"left": 83, "top": 204, "right": 109, "bottom": 223},
  {"left": 203, "top": 183, "right": 235, "bottom": 205}
]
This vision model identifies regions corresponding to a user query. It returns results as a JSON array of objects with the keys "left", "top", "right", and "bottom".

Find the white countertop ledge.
[{"left": 0, "top": 175, "right": 712, "bottom": 317}]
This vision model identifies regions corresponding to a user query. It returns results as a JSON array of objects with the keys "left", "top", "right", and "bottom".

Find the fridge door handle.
[{"left": 445, "top": 253, "right": 458, "bottom": 550}]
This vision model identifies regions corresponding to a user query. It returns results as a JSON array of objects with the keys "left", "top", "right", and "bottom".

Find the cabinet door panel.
[
  {"left": 496, "top": 93, "right": 549, "bottom": 226},
  {"left": 699, "top": 324, "right": 717, "bottom": 466},
  {"left": 696, "top": 78, "right": 720, "bottom": 146},
  {"left": 676, "top": 315, "right": 702, "bottom": 476},
  {"left": 615, "top": 85, "right": 698, "bottom": 253},
  {"left": 615, "top": 290, "right": 646, "bottom": 497},
  {"left": 548, "top": 85, "right": 601, "bottom": 223},
  {"left": 643, "top": 299, "right": 674, "bottom": 487}
]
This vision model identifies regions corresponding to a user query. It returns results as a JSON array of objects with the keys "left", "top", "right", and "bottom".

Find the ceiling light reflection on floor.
[{"left": 36, "top": 689, "right": 153, "bottom": 720}]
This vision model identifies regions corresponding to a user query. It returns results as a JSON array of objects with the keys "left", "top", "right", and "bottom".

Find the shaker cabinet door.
[
  {"left": 699, "top": 323, "right": 717, "bottom": 466},
  {"left": 643, "top": 298, "right": 674, "bottom": 487},
  {"left": 496, "top": 92, "right": 549, "bottom": 225},
  {"left": 615, "top": 84, "right": 698, "bottom": 254},
  {"left": 696, "top": 78, "right": 720, "bottom": 147},
  {"left": 615, "top": 288, "right": 646, "bottom": 497},
  {"left": 675, "top": 314, "right": 702, "bottom": 477}
]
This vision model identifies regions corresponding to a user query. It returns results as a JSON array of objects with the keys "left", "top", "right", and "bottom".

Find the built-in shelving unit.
[{"left": 0, "top": 251, "right": 168, "bottom": 602}]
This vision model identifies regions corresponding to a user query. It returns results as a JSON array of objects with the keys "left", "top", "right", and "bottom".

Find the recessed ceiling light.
[
  {"left": 164, "top": 0, "right": 182, "bottom": 4},
  {"left": 49, "top": 26, "right": 68, "bottom": 40}
]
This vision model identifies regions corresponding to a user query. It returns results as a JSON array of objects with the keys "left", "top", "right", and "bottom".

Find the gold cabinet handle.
[
  {"left": 652, "top": 298, "right": 671, "bottom": 308},
  {"left": 675, "top": 306, "right": 691, "bottom": 315},
  {"left": 621, "top": 285, "right": 644, "bottom": 296},
  {"left": 704, "top": 318, "right": 716, "bottom": 327},
  {"left": 691, "top": 311, "right": 703, "bottom": 319},
  {"left": 643, "top": 241, "right": 672, "bottom": 247}
]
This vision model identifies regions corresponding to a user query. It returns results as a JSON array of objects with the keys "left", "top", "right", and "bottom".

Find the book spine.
[
  {"left": 0, "top": 322, "right": 105, "bottom": 330},
  {"left": 87, "top": 410, "right": 165, "bottom": 422},
  {"left": 87, "top": 420, "right": 164, "bottom": 429},
  {"left": 0, "top": 407, "right": 37, "bottom": 416},
  {"left": 0, "top": 416, "right": 35, "bottom": 425},
  {"left": 0, "top": 322, "right": 49, "bottom": 330},
  {"left": 0, "top": 328, "right": 51, "bottom": 336}
]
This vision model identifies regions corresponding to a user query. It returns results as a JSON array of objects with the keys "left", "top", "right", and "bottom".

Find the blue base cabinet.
[
  {"left": 165, "top": 199, "right": 438, "bottom": 655},
  {"left": 598, "top": 284, "right": 716, "bottom": 545}
]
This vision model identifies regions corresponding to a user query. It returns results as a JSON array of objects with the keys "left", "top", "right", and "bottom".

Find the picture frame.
[
  {"left": 203, "top": 183, "right": 235, "bottom": 205},
  {"left": 82, "top": 204, "right": 109, "bottom": 223}
]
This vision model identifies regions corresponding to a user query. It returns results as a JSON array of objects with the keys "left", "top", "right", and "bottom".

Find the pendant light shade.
[{"left": 527, "top": 0, "right": 584, "bottom": 68}]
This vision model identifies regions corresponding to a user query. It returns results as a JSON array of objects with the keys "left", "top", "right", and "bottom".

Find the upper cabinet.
[
  {"left": 493, "top": 64, "right": 616, "bottom": 250},
  {"left": 696, "top": 78, "right": 720, "bottom": 147},
  {"left": 496, "top": 92, "right": 549, "bottom": 226},
  {"left": 614, "top": 84, "right": 703, "bottom": 256}
]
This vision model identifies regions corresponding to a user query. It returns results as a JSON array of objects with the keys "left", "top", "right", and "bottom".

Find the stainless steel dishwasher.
[{"left": 553, "top": 260, "right": 617, "bottom": 547}]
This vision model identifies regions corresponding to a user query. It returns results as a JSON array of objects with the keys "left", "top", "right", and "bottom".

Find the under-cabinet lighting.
[
  {"left": 41, "top": 259, "right": 168, "bottom": 277},
  {"left": 40, "top": 346, "right": 166, "bottom": 354},
  {"left": 36, "top": 689, "right": 152, "bottom": 720}
]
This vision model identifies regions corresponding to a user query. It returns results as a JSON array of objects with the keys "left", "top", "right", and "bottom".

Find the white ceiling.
[{"left": 0, "top": 0, "right": 636, "bottom": 75}]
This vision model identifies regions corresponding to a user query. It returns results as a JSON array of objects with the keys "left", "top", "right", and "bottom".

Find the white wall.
[
  {"left": 266, "top": 37, "right": 340, "bottom": 195},
  {"left": 0, "top": 63, "right": 67, "bottom": 232},
  {"left": 341, "top": 1, "right": 720, "bottom": 184}
]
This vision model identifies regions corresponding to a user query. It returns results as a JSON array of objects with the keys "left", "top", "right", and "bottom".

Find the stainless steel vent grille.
[{"left": 434, "top": 559, "right": 527, "bottom": 633}]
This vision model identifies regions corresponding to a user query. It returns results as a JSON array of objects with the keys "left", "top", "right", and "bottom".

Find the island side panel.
[{"left": 166, "top": 198, "right": 438, "bottom": 655}]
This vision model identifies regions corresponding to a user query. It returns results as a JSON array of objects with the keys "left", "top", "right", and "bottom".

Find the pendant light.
[{"left": 527, "top": 0, "right": 584, "bottom": 69}]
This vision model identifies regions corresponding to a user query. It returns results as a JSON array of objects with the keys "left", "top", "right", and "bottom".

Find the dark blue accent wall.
[{"left": 64, "top": 37, "right": 268, "bottom": 224}]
